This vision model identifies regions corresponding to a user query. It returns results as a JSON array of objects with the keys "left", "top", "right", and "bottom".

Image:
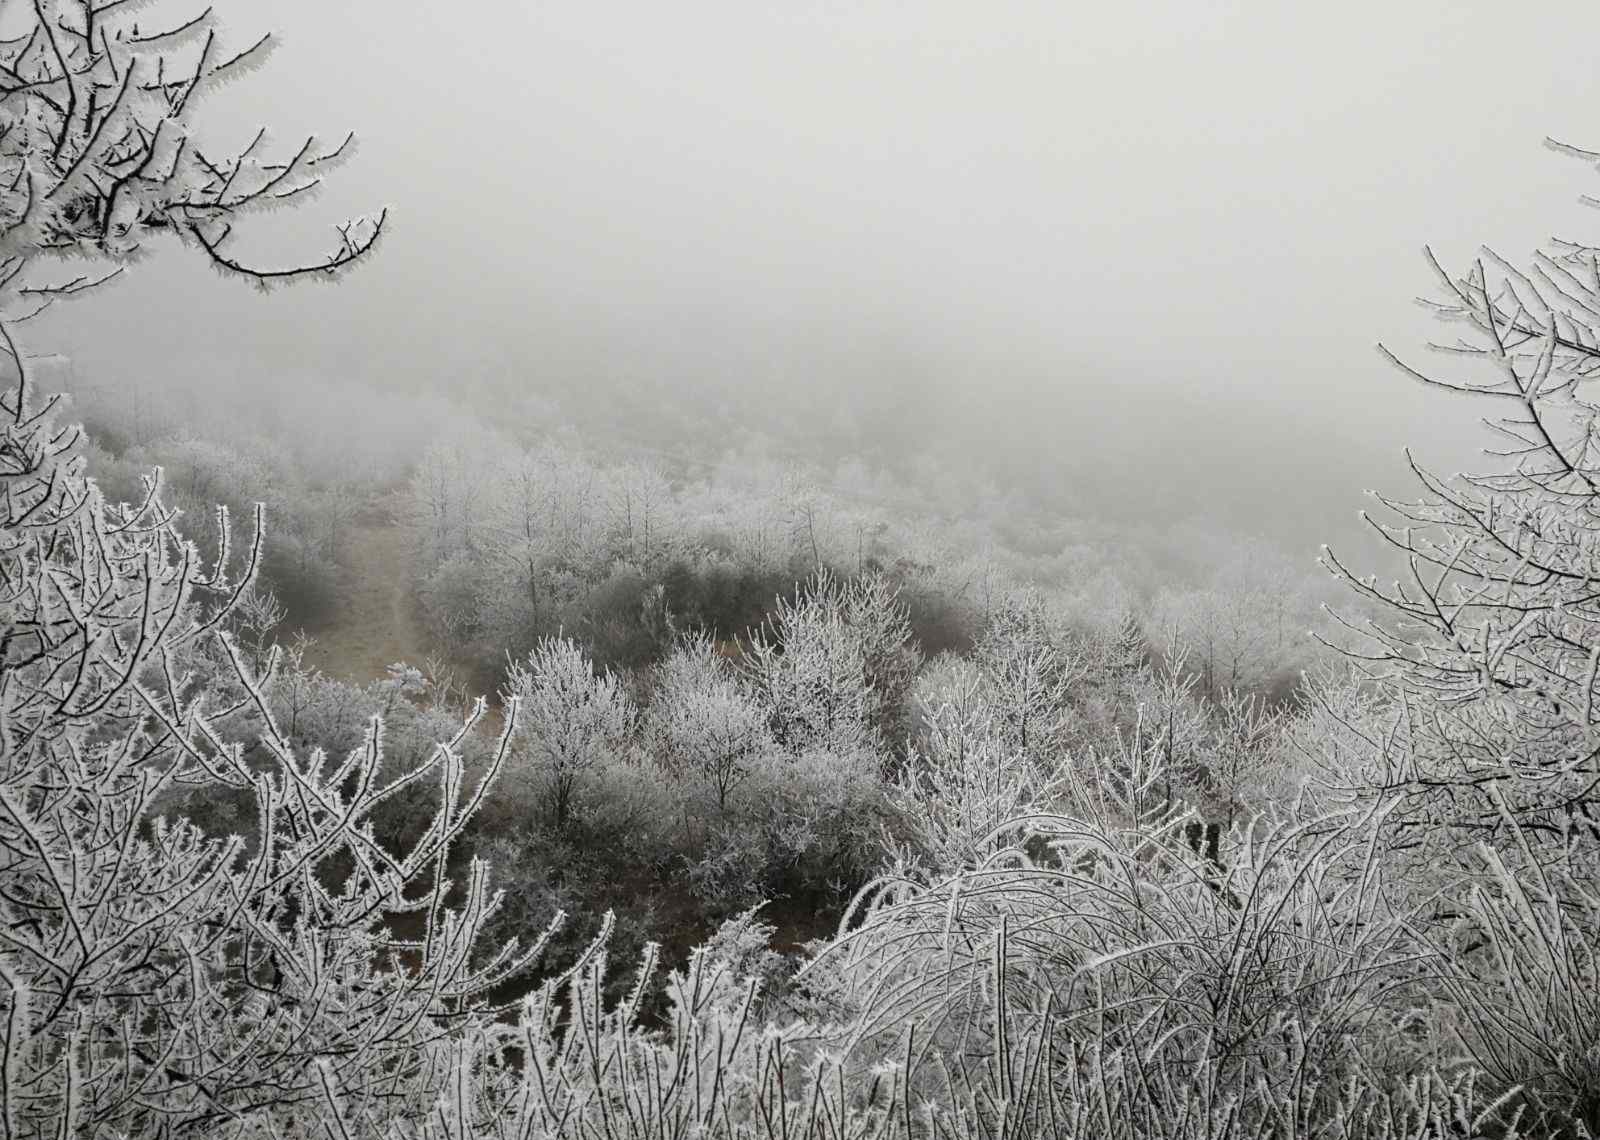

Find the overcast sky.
[{"left": 37, "top": 0, "right": 1600, "bottom": 552}]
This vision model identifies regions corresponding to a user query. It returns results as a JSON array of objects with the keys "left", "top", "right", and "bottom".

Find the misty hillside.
[{"left": 5, "top": 2, "right": 1600, "bottom": 1138}]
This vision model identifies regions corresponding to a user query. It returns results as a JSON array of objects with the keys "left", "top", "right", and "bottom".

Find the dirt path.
[
  {"left": 298, "top": 524, "right": 432, "bottom": 685},
  {"left": 295, "top": 524, "right": 507, "bottom": 736}
]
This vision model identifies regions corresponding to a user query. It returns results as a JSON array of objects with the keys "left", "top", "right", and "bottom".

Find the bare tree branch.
[{"left": 0, "top": 2, "right": 384, "bottom": 319}]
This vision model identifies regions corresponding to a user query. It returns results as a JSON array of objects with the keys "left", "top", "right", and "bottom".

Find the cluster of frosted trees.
[
  {"left": 14, "top": 348, "right": 1600, "bottom": 1135},
  {"left": 0, "top": 391, "right": 1307, "bottom": 1135},
  {"left": 403, "top": 430, "right": 950, "bottom": 660},
  {"left": 82, "top": 431, "right": 354, "bottom": 616},
  {"left": 402, "top": 423, "right": 1334, "bottom": 708},
  {"left": 483, "top": 570, "right": 923, "bottom": 920},
  {"left": 58, "top": 373, "right": 486, "bottom": 623},
  {"left": 1148, "top": 538, "right": 1324, "bottom": 698}
]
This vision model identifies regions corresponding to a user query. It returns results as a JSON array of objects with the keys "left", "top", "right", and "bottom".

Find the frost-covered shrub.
[
  {"left": 749, "top": 747, "right": 889, "bottom": 905},
  {"left": 651, "top": 633, "right": 775, "bottom": 809},
  {"left": 1424, "top": 814, "right": 1600, "bottom": 1135},
  {"left": 1195, "top": 685, "right": 1289, "bottom": 825},
  {"left": 467, "top": 829, "right": 665, "bottom": 1007},
  {"left": 421, "top": 548, "right": 491, "bottom": 648},
  {"left": 660, "top": 553, "right": 793, "bottom": 639},
  {"left": 684, "top": 822, "right": 774, "bottom": 912},
  {"left": 741, "top": 569, "right": 918, "bottom": 761},
  {"left": 666, "top": 743, "right": 884, "bottom": 919},
  {"left": 809, "top": 782, "right": 1426, "bottom": 1139},
  {"left": 571, "top": 562, "right": 672, "bottom": 668}
]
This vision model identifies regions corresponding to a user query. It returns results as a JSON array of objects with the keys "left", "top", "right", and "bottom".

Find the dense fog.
[{"left": 35, "top": 0, "right": 1600, "bottom": 553}]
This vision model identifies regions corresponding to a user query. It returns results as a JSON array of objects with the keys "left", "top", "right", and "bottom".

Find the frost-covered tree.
[
  {"left": 650, "top": 634, "right": 773, "bottom": 810},
  {"left": 742, "top": 572, "right": 875, "bottom": 757},
  {"left": 892, "top": 655, "right": 1053, "bottom": 873},
  {"left": 503, "top": 636, "right": 635, "bottom": 827},
  {"left": 974, "top": 595, "right": 1077, "bottom": 776},
  {"left": 410, "top": 433, "right": 501, "bottom": 570},
  {"left": 0, "top": 1, "right": 383, "bottom": 328},
  {"left": 841, "top": 571, "right": 922, "bottom": 747},
  {"left": 1199, "top": 687, "right": 1286, "bottom": 829},
  {"left": 607, "top": 458, "right": 678, "bottom": 573},
  {"left": 1323, "top": 144, "right": 1600, "bottom": 841}
]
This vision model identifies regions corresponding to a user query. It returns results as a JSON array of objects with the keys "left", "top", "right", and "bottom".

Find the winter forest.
[{"left": 6, "top": 2, "right": 1600, "bottom": 1138}]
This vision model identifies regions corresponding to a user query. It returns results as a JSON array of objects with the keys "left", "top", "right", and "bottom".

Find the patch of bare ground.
[
  {"left": 294, "top": 515, "right": 504, "bottom": 725},
  {"left": 297, "top": 522, "right": 429, "bottom": 684}
]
